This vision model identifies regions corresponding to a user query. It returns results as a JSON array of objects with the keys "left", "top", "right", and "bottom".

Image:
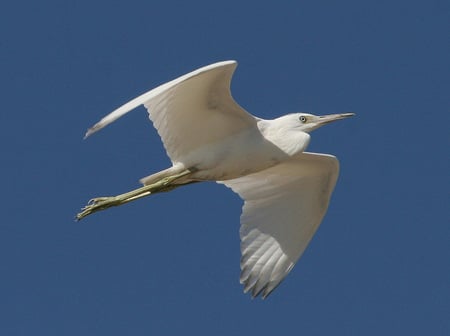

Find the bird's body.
[
  {"left": 141, "top": 116, "right": 308, "bottom": 185},
  {"left": 78, "top": 61, "right": 354, "bottom": 298}
]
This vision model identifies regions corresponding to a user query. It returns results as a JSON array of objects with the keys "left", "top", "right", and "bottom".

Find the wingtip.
[
  {"left": 83, "top": 123, "right": 101, "bottom": 139},
  {"left": 83, "top": 129, "right": 92, "bottom": 140},
  {"left": 217, "top": 60, "right": 237, "bottom": 65}
]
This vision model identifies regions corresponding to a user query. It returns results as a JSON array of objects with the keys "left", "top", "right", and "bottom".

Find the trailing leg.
[{"left": 76, "top": 169, "right": 192, "bottom": 221}]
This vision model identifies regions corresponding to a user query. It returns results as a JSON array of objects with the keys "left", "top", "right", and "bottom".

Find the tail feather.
[
  {"left": 140, "top": 167, "right": 175, "bottom": 185},
  {"left": 140, "top": 164, "right": 193, "bottom": 186}
]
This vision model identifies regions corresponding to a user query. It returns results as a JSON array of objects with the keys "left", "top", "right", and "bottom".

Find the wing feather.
[
  {"left": 221, "top": 153, "right": 339, "bottom": 298},
  {"left": 85, "top": 61, "right": 257, "bottom": 165}
]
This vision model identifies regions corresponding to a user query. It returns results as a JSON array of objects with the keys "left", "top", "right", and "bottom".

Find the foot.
[{"left": 76, "top": 196, "right": 122, "bottom": 221}]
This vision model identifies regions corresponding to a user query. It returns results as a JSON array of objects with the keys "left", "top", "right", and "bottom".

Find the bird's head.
[
  {"left": 291, "top": 112, "right": 355, "bottom": 133},
  {"left": 263, "top": 112, "right": 355, "bottom": 155}
]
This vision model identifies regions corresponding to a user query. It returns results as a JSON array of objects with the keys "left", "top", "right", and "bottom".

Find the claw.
[
  {"left": 87, "top": 197, "right": 110, "bottom": 205},
  {"left": 87, "top": 198, "right": 97, "bottom": 206}
]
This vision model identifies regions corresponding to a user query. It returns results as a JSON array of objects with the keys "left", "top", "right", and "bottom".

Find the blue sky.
[{"left": 1, "top": 0, "right": 449, "bottom": 335}]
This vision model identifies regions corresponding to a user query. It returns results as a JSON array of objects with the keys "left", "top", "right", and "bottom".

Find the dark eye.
[{"left": 299, "top": 115, "right": 307, "bottom": 123}]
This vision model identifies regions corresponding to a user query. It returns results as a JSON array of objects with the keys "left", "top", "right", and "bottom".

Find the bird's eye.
[{"left": 299, "top": 116, "right": 307, "bottom": 123}]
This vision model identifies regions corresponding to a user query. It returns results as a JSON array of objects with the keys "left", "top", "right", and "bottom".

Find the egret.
[{"left": 77, "top": 61, "right": 354, "bottom": 298}]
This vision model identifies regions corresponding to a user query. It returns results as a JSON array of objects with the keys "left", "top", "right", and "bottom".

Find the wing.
[
  {"left": 85, "top": 61, "right": 257, "bottom": 164},
  {"left": 220, "top": 153, "right": 339, "bottom": 298}
]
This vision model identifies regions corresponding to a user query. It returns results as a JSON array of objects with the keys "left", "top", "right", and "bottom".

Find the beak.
[{"left": 317, "top": 112, "right": 355, "bottom": 125}]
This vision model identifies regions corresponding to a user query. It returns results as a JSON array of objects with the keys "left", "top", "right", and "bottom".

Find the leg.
[{"left": 76, "top": 169, "right": 192, "bottom": 221}]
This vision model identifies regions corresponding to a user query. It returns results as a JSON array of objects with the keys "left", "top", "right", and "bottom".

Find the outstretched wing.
[
  {"left": 85, "top": 61, "right": 257, "bottom": 164},
  {"left": 220, "top": 153, "right": 339, "bottom": 298}
]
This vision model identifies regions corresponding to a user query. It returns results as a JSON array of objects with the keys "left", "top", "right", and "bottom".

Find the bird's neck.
[{"left": 258, "top": 120, "right": 310, "bottom": 156}]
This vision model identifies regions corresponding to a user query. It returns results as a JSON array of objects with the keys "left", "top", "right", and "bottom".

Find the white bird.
[{"left": 77, "top": 60, "right": 354, "bottom": 298}]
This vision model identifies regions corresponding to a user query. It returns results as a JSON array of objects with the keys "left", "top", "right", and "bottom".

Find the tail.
[{"left": 140, "top": 164, "right": 194, "bottom": 186}]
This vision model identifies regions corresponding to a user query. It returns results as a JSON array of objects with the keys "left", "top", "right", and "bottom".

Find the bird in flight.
[{"left": 77, "top": 61, "right": 354, "bottom": 298}]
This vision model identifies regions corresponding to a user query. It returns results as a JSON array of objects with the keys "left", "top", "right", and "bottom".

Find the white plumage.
[{"left": 78, "top": 60, "right": 354, "bottom": 298}]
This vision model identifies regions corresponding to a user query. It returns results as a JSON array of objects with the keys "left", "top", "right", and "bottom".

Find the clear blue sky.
[{"left": 1, "top": 0, "right": 449, "bottom": 335}]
